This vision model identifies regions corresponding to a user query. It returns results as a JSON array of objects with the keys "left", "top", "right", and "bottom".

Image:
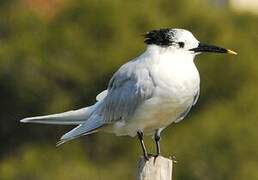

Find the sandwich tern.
[{"left": 21, "top": 28, "right": 237, "bottom": 159}]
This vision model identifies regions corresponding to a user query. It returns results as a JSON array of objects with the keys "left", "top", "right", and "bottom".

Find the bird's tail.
[
  {"left": 20, "top": 105, "right": 96, "bottom": 125},
  {"left": 20, "top": 103, "right": 105, "bottom": 146},
  {"left": 56, "top": 114, "right": 105, "bottom": 146}
]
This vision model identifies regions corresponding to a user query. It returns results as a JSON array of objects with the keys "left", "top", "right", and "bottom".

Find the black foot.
[
  {"left": 137, "top": 131, "right": 149, "bottom": 161},
  {"left": 144, "top": 154, "right": 149, "bottom": 161}
]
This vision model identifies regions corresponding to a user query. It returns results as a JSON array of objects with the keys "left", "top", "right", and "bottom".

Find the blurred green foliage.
[{"left": 0, "top": 0, "right": 258, "bottom": 179}]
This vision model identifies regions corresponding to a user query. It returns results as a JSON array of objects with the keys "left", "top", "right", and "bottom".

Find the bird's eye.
[{"left": 178, "top": 42, "right": 185, "bottom": 48}]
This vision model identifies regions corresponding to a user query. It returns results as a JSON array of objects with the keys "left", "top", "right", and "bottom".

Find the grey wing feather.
[
  {"left": 57, "top": 60, "right": 155, "bottom": 145},
  {"left": 98, "top": 61, "right": 155, "bottom": 123},
  {"left": 57, "top": 113, "right": 104, "bottom": 146}
]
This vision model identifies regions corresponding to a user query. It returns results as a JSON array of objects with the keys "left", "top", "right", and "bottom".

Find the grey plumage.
[
  {"left": 58, "top": 59, "right": 156, "bottom": 144},
  {"left": 57, "top": 113, "right": 104, "bottom": 146},
  {"left": 100, "top": 60, "right": 155, "bottom": 123}
]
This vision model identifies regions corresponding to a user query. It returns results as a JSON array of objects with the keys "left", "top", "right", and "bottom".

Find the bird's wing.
[
  {"left": 97, "top": 60, "right": 155, "bottom": 123},
  {"left": 174, "top": 89, "right": 200, "bottom": 123},
  {"left": 57, "top": 113, "right": 104, "bottom": 146},
  {"left": 57, "top": 60, "right": 155, "bottom": 145}
]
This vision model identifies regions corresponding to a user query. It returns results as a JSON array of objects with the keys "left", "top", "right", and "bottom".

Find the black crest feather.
[{"left": 144, "top": 28, "right": 175, "bottom": 46}]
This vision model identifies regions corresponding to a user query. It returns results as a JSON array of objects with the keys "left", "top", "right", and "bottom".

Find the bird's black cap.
[{"left": 144, "top": 28, "right": 175, "bottom": 46}]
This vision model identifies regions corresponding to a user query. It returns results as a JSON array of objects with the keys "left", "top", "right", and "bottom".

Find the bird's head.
[{"left": 144, "top": 28, "right": 237, "bottom": 55}]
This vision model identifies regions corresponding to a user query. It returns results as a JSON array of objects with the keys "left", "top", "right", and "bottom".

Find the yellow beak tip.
[{"left": 227, "top": 49, "right": 238, "bottom": 55}]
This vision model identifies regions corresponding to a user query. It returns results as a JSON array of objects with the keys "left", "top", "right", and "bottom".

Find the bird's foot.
[
  {"left": 154, "top": 153, "right": 160, "bottom": 158},
  {"left": 171, "top": 155, "right": 177, "bottom": 164},
  {"left": 143, "top": 153, "right": 150, "bottom": 161},
  {"left": 153, "top": 153, "right": 161, "bottom": 163},
  {"left": 143, "top": 153, "right": 156, "bottom": 161}
]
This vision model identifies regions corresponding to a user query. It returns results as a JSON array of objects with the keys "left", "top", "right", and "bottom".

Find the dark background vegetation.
[{"left": 0, "top": 0, "right": 258, "bottom": 179}]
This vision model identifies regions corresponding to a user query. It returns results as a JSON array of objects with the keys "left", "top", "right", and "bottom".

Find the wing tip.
[
  {"left": 56, "top": 140, "right": 66, "bottom": 147},
  {"left": 20, "top": 118, "right": 29, "bottom": 123}
]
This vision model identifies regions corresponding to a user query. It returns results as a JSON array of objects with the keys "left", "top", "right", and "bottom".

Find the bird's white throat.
[{"left": 143, "top": 45, "right": 199, "bottom": 85}]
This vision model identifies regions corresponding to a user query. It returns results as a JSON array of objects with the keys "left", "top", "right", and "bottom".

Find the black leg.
[
  {"left": 137, "top": 131, "right": 148, "bottom": 160},
  {"left": 154, "top": 130, "right": 161, "bottom": 156}
]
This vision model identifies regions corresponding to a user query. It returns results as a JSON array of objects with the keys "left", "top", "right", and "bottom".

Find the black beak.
[{"left": 190, "top": 43, "right": 237, "bottom": 55}]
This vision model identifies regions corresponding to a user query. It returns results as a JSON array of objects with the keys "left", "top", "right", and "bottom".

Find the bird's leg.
[
  {"left": 154, "top": 130, "right": 161, "bottom": 157},
  {"left": 137, "top": 131, "right": 149, "bottom": 160}
]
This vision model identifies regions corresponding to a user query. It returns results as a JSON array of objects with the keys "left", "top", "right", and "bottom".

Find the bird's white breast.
[{"left": 151, "top": 51, "right": 200, "bottom": 102}]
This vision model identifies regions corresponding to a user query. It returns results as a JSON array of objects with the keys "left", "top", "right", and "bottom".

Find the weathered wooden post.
[{"left": 136, "top": 156, "right": 173, "bottom": 180}]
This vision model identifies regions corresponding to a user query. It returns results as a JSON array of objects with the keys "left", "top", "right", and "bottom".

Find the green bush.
[{"left": 0, "top": 0, "right": 258, "bottom": 179}]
